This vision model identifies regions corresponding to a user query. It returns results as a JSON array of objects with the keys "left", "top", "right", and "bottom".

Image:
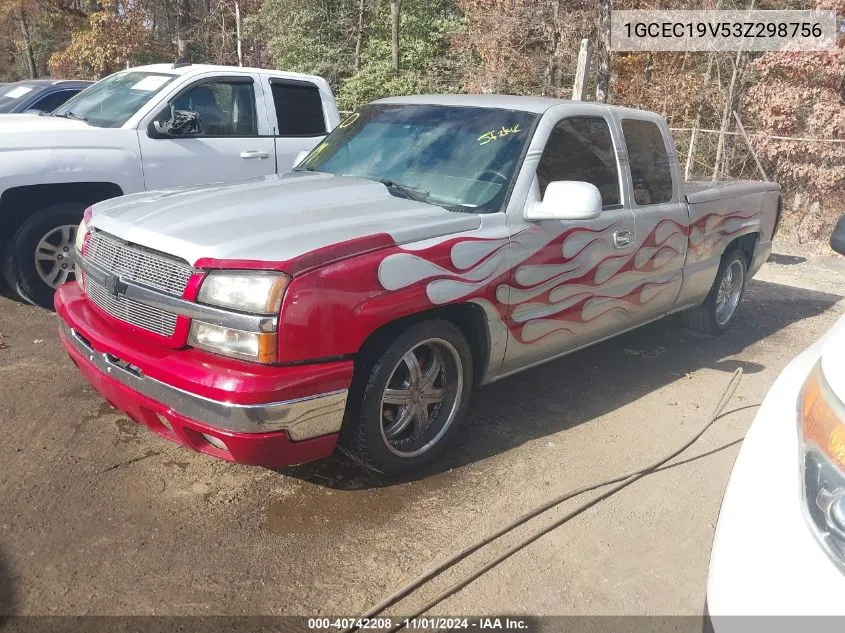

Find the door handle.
[
  {"left": 240, "top": 150, "right": 269, "bottom": 159},
  {"left": 613, "top": 229, "right": 634, "bottom": 249}
]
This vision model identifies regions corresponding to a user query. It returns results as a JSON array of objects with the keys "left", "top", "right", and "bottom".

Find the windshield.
[
  {"left": 297, "top": 104, "right": 537, "bottom": 213},
  {"left": 52, "top": 71, "right": 176, "bottom": 128},
  {"left": 0, "top": 82, "right": 39, "bottom": 113}
]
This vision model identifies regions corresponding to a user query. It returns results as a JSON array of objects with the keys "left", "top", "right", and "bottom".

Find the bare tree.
[
  {"left": 389, "top": 0, "right": 400, "bottom": 73},
  {"left": 234, "top": 0, "right": 242, "bottom": 66},
  {"left": 176, "top": 0, "right": 191, "bottom": 59},
  {"left": 17, "top": 7, "right": 37, "bottom": 78},
  {"left": 595, "top": 0, "right": 611, "bottom": 102},
  {"left": 354, "top": 0, "right": 365, "bottom": 71}
]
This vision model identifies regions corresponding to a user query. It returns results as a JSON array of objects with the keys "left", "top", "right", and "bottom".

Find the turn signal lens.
[
  {"left": 799, "top": 361, "right": 845, "bottom": 573},
  {"left": 801, "top": 364, "right": 845, "bottom": 470}
]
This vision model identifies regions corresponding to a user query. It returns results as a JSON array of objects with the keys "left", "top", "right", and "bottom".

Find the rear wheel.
[
  {"left": 2, "top": 203, "right": 85, "bottom": 309},
  {"left": 342, "top": 320, "right": 474, "bottom": 476},
  {"left": 681, "top": 248, "right": 747, "bottom": 335}
]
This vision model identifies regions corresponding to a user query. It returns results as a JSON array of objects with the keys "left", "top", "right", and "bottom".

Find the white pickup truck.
[
  {"left": 0, "top": 63, "right": 339, "bottom": 307},
  {"left": 56, "top": 95, "right": 781, "bottom": 475}
]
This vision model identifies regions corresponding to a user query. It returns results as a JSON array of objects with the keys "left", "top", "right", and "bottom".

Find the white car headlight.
[
  {"left": 197, "top": 271, "right": 289, "bottom": 314},
  {"left": 799, "top": 362, "right": 845, "bottom": 572}
]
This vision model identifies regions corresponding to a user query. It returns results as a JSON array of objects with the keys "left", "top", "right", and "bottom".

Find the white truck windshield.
[
  {"left": 296, "top": 104, "right": 538, "bottom": 214},
  {"left": 52, "top": 71, "right": 176, "bottom": 128}
]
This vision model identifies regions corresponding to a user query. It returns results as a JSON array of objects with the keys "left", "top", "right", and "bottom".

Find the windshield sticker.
[
  {"left": 3, "top": 86, "right": 34, "bottom": 99},
  {"left": 478, "top": 124, "right": 522, "bottom": 146},
  {"left": 302, "top": 142, "right": 328, "bottom": 166},
  {"left": 338, "top": 112, "right": 360, "bottom": 129},
  {"left": 130, "top": 76, "right": 171, "bottom": 92}
]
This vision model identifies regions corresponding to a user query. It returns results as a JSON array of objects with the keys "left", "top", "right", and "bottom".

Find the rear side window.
[
  {"left": 30, "top": 89, "right": 79, "bottom": 113},
  {"left": 536, "top": 116, "right": 621, "bottom": 207},
  {"left": 270, "top": 81, "right": 327, "bottom": 136},
  {"left": 621, "top": 119, "right": 673, "bottom": 205}
]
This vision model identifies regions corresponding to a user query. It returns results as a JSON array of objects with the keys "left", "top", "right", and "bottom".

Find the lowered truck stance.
[{"left": 55, "top": 96, "right": 781, "bottom": 475}]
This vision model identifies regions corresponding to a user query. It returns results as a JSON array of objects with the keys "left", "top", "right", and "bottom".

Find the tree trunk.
[
  {"left": 389, "top": 0, "right": 400, "bottom": 73},
  {"left": 685, "top": 52, "right": 715, "bottom": 180},
  {"left": 543, "top": 0, "right": 561, "bottom": 95},
  {"left": 234, "top": 0, "right": 243, "bottom": 66},
  {"left": 176, "top": 0, "right": 191, "bottom": 60},
  {"left": 17, "top": 8, "right": 37, "bottom": 79},
  {"left": 594, "top": 0, "right": 611, "bottom": 102},
  {"left": 354, "top": 0, "right": 365, "bottom": 72}
]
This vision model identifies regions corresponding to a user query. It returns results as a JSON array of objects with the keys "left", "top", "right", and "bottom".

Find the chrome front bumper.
[{"left": 61, "top": 321, "right": 348, "bottom": 441}]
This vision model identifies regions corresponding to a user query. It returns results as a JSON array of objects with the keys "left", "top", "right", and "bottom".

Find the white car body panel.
[{"left": 707, "top": 314, "right": 845, "bottom": 621}]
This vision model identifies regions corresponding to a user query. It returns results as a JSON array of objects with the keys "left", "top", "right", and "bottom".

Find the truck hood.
[
  {"left": 0, "top": 113, "right": 91, "bottom": 135},
  {"left": 89, "top": 172, "right": 481, "bottom": 270}
]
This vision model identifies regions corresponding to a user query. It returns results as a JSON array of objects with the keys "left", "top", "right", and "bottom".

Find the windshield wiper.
[
  {"left": 378, "top": 179, "right": 432, "bottom": 204},
  {"left": 52, "top": 111, "right": 87, "bottom": 121}
]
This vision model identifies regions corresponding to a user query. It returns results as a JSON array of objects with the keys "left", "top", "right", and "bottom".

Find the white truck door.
[
  {"left": 263, "top": 77, "right": 331, "bottom": 172},
  {"left": 137, "top": 75, "right": 276, "bottom": 189},
  {"left": 614, "top": 115, "right": 688, "bottom": 321},
  {"left": 502, "top": 112, "right": 640, "bottom": 371}
]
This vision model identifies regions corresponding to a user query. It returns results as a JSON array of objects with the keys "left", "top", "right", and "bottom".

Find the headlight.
[
  {"left": 74, "top": 208, "right": 92, "bottom": 291},
  {"left": 799, "top": 362, "right": 845, "bottom": 572},
  {"left": 190, "top": 270, "right": 289, "bottom": 363},
  {"left": 188, "top": 321, "right": 277, "bottom": 363},
  {"left": 197, "top": 271, "right": 289, "bottom": 313}
]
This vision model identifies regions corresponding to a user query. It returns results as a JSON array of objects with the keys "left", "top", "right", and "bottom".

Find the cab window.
[{"left": 536, "top": 116, "right": 621, "bottom": 207}]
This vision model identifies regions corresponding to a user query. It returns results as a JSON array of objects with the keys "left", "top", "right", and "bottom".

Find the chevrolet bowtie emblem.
[{"left": 105, "top": 273, "right": 128, "bottom": 298}]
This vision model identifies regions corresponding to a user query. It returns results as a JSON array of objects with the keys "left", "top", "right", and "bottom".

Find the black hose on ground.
[{"left": 347, "top": 368, "right": 744, "bottom": 632}]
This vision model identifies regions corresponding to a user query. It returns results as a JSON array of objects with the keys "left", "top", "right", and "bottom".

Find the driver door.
[
  {"left": 502, "top": 113, "right": 639, "bottom": 371},
  {"left": 137, "top": 75, "right": 276, "bottom": 189}
]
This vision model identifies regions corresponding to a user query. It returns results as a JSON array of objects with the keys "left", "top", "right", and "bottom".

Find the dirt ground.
[{"left": 1, "top": 243, "right": 843, "bottom": 622}]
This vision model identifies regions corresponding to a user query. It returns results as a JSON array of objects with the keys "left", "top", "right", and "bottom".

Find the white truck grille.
[{"left": 81, "top": 231, "right": 193, "bottom": 337}]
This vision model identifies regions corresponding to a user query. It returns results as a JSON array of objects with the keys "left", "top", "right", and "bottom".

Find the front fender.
[{"left": 0, "top": 131, "right": 144, "bottom": 197}]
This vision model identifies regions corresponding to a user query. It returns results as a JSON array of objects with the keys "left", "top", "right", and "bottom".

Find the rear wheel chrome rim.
[
  {"left": 35, "top": 225, "right": 77, "bottom": 288},
  {"left": 379, "top": 338, "right": 463, "bottom": 458},
  {"left": 715, "top": 260, "right": 744, "bottom": 326}
]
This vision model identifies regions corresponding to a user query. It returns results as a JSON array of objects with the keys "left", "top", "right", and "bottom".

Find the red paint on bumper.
[{"left": 56, "top": 283, "right": 347, "bottom": 468}]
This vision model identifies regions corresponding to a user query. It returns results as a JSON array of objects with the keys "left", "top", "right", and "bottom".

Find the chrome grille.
[
  {"left": 81, "top": 230, "right": 192, "bottom": 337},
  {"left": 84, "top": 274, "right": 178, "bottom": 337},
  {"left": 85, "top": 231, "right": 193, "bottom": 296}
]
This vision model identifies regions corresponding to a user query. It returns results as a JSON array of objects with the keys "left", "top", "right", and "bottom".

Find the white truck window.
[
  {"left": 536, "top": 116, "right": 621, "bottom": 207},
  {"left": 270, "top": 80, "right": 327, "bottom": 136},
  {"left": 171, "top": 81, "right": 258, "bottom": 137},
  {"left": 621, "top": 119, "right": 673, "bottom": 206}
]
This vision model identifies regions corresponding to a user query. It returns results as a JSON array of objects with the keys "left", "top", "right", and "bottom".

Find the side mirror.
[
  {"left": 525, "top": 181, "right": 602, "bottom": 222},
  {"left": 293, "top": 150, "right": 309, "bottom": 169},
  {"left": 831, "top": 215, "right": 845, "bottom": 255},
  {"left": 149, "top": 109, "right": 201, "bottom": 138}
]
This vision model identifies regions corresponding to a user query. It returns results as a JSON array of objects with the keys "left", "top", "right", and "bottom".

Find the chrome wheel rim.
[
  {"left": 379, "top": 338, "right": 463, "bottom": 458},
  {"left": 35, "top": 225, "right": 77, "bottom": 288},
  {"left": 715, "top": 260, "right": 744, "bottom": 326}
]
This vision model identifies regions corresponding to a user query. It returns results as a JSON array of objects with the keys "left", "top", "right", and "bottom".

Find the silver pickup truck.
[{"left": 56, "top": 95, "right": 781, "bottom": 475}]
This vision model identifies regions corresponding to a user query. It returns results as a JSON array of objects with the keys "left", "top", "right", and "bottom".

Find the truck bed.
[{"left": 684, "top": 180, "right": 781, "bottom": 204}]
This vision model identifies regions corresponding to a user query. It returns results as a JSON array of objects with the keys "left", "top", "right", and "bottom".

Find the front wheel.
[
  {"left": 2, "top": 203, "right": 85, "bottom": 309},
  {"left": 341, "top": 320, "right": 474, "bottom": 476},
  {"left": 681, "top": 248, "right": 747, "bottom": 335}
]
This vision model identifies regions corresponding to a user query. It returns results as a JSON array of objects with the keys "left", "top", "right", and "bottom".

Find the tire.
[
  {"left": 681, "top": 248, "right": 747, "bottom": 335},
  {"left": 341, "top": 319, "right": 474, "bottom": 476},
  {"left": 2, "top": 203, "right": 85, "bottom": 309}
]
